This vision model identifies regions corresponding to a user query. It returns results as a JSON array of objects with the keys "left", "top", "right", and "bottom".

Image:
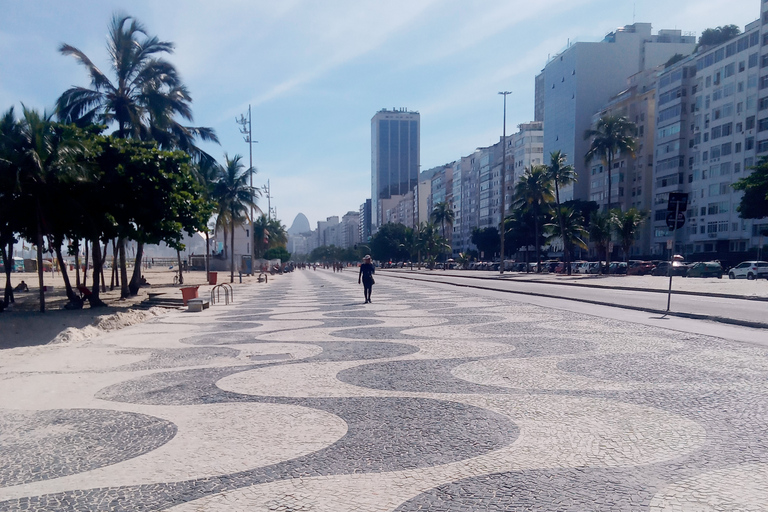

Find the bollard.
[{"left": 239, "top": 272, "right": 242, "bottom": 283}]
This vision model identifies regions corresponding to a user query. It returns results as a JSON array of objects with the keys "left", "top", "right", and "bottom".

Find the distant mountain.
[{"left": 288, "top": 213, "right": 311, "bottom": 234}]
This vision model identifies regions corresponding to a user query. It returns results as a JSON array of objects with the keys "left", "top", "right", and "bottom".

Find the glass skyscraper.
[{"left": 371, "top": 108, "right": 420, "bottom": 227}]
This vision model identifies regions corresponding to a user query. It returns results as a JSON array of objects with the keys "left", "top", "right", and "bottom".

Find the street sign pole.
[{"left": 666, "top": 199, "right": 680, "bottom": 313}]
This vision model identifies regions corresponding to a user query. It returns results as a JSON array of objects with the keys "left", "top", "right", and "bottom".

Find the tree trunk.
[
  {"left": 89, "top": 238, "right": 106, "bottom": 307},
  {"left": 110, "top": 239, "right": 118, "bottom": 290},
  {"left": 53, "top": 238, "right": 76, "bottom": 302},
  {"left": 128, "top": 241, "right": 144, "bottom": 295},
  {"left": 36, "top": 211, "right": 45, "bottom": 313},
  {"left": 230, "top": 219, "right": 235, "bottom": 283},
  {"left": 100, "top": 240, "right": 108, "bottom": 293},
  {"left": 177, "top": 249, "right": 184, "bottom": 285},
  {"left": 205, "top": 231, "right": 210, "bottom": 283},
  {"left": 83, "top": 239, "right": 89, "bottom": 288},
  {"left": 74, "top": 239, "right": 81, "bottom": 288},
  {"left": 2, "top": 242, "right": 14, "bottom": 305},
  {"left": 119, "top": 238, "right": 129, "bottom": 299}
]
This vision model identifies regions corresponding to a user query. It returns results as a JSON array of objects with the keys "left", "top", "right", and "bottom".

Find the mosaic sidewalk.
[{"left": 1, "top": 269, "right": 767, "bottom": 511}]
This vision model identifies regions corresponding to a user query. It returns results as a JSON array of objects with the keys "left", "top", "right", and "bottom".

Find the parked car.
[
  {"left": 651, "top": 261, "right": 689, "bottom": 276},
  {"left": 608, "top": 261, "right": 627, "bottom": 274},
  {"left": 686, "top": 261, "right": 723, "bottom": 278},
  {"left": 571, "top": 260, "right": 587, "bottom": 274},
  {"left": 728, "top": 261, "right": 768, "bottom": 280},
  {"left": 584, "top": 262, "right": 602, "bottom": 274},
  {"left": 626, "top": 260, "right": 654, "bottom": 276}
]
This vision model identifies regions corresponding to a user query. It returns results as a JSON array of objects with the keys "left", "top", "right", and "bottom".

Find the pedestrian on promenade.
[{"left": 358, "top": 255, "right": 375, "bottom": 304}]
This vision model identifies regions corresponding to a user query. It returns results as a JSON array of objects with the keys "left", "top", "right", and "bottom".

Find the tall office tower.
[
  {"left": 537, "top": 23, "right": 696, "bottom": 203},
  {"left": 371, "top": 108, "right": 420, "bottom": 227}
]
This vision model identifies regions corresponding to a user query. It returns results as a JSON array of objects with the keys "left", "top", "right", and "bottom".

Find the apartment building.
[
  {"left": 538, "top": 23, "right": 696, "bottom": 203},
  {"left": 588, "top": 69, "right": 658, "bottom": 254},
  {"left": 650, "top": 12, "right": 767, "bottom": 259}
]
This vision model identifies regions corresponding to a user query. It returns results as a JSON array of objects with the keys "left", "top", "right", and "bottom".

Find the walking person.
[{"left": 358, "top": 255, "right": 375, "bottom": 304}]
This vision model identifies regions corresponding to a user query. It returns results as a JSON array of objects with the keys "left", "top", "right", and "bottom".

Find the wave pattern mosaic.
[{"left": 1, "top": 270, "right": 767, "bottom": 511}]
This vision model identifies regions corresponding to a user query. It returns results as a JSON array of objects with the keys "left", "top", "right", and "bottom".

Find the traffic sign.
[
  {"left": 667, "top": 192, "right": 689, "bottom": 212},
  {"left": 666, "top": 211, "right": 685, "bottom": 230}
]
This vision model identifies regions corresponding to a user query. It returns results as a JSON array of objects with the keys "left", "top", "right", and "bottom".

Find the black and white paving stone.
[{"left": 1, "top": 269, "right": 767, "bottom": 511}]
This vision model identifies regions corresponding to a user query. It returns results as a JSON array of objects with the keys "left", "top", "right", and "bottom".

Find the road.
[
  {"left": 1, "top": 269, "right": 767, "bottom": 510},
  {"left": 383, "top": 269, "right": 768, "bottom": 328}
]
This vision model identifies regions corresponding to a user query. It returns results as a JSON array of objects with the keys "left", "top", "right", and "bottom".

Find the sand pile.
[{"left": 49, "top": 307, "right": 167, "bottom": 345}]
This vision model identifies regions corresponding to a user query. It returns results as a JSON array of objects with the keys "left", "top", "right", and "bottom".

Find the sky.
[{"left": 0, "top": 0, "right": 760, "bottom": 230}]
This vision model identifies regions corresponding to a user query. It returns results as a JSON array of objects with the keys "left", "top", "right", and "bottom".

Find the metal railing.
[{"left": 210, "top": 283, "right": 234, "bottom": 305}]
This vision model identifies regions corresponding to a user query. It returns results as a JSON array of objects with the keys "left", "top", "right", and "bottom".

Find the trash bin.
[
  {"left": 180, "top": 286, "right": 199, "bottom": 306},
  {"left": 208, "top": 271, "right": 218, "bottom": 285}
]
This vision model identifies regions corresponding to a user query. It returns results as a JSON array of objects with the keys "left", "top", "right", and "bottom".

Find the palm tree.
[
  {"left": 545, "top": 206, "right": 588, "bottom": 261},
  {"left": 57, "top": 14, "right": 217, "bottom": 149},
  {"left": 546, "top": 151, "right": 577, "bottom": 274},
  {"left": 612, "top": 208, "right": 647, "bottom": 262},
  {"left": 0, "top": 108, "right": 21, "bottom": 307},
  {"left": 192, "top": 156, "right": 222, "bottom": 282},
  {"left": 430, "top": 201, "right": 455, "bottom": 266},
  {"left": 212, "top": 154, "right": 259, "bottom": 283},
  {"left": 584, "top": 115, "right": 637, "bottom": 212},
  {"left": 57, "top": 14, "right": 218, "bottom": 295},
  {"left": 431, "top": 201, "right": 455, "bottom": 239},
  {"left": 252, "top": 215, "right": 270, "bottom": 259},
  {"left": 267, "top": 218, "right": 288, "bottom": 250},
  {"left": 14, "top": 108, "right": 87, "bottom": 311},
  {"left": 589, "top": 210, "right": 612, "bottom": 273},
  {"left": 513, "top": 165, "right": 554, "bottom": 272}
]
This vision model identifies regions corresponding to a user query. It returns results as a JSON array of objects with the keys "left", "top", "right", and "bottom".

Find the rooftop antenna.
[{"left": 633, "top": 2, "right": 635, "bottom": 24}]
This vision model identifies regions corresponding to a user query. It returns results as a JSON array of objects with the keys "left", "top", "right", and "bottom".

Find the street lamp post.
[
  {"left": 498, "top": 91, "right": 511, "bottom": 274},
  {"left": 237, "top": 105, "right": 258, "bottom": 275}
]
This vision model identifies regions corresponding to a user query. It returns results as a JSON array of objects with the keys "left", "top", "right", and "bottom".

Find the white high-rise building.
[{"left": 537, "top": 23, "right": 696, "bottom": 203}]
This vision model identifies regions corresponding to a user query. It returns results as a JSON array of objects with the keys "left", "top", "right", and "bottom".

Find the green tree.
[
  {"left": 252, "top": 215, "right": 270, "bottom": 258},
  {"left": 546, "top": 150, "right": 577, "bottom": 274},
  {"left": 431, "top": 201, "right": 455, "bottom": 264},
  {"left": 589, "top": 210, "right": 612, "bottom": 272},
  {"left": 470, "top": 227, "right": 500, "bottom": 260},
  {"left": 267, "top": 218, "right": 288, "bottom": 251},
  {"left": 612, "top": 208, "right": 647, "bottom": 262},
  {"left": 264, "top": 246, "right": 290, "bottom": 262},
  {"left": 732, "top": 157, "right": 768, "bottom": 219},
  {"left": 212, "top": 154, "right": 259, "bottom": 283},
  {"left": 697, "top": 25, "right": 740, "bottom": 50},
  {"left": 57, "top": 13, "right": 218, "bottom": 293},
  {"left": 545, "top": 205, "right": 588, "bottom": 259},
  {"left": 370, "top": 223, "right": 411, "bottom": 262},
  {"left": 13, "top": 108, "right": 90, "bottom": 311},
  {"left": 417, "top": 223, "right": 448, "bottom": 269},
  {"left": 584, "top": 115, "right": 637, "bottom": 212},
  {"left": 0, "top": 107, "right": 22, "bottom": 306},
  {"left": 431, "top": 201, "right": 455, "bottom": 239},
  {"left": 513, "top": 165, "right": 554, "bottom": 272},
  {"left": 192, "top": 156, "right": 223, "bottom": 282}
]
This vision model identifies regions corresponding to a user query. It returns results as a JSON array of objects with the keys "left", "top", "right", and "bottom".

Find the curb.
[
  {"left": 383, "top": 272, "right": 768, "bottom": 330},
  {"left": 383, "top": 269, "right": 768, "bottom": 302}
]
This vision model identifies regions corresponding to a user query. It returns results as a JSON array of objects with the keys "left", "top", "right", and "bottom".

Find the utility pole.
[
  {"left": 237, "top": 105, "right": 258, "bottom": 275},
  {"left": 498, "top": 91, "right": 512, "bottom": 274},
  {"left": 262, "top": 180, "right": 273, "bottom": 220}
]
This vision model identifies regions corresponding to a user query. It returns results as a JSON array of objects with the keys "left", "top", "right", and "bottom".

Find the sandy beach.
[{"left": 0, "top": 267, "right": 267, "bottom": 349}]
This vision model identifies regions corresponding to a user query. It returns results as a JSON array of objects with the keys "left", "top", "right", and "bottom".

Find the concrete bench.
[{"left": 187, "top": 298, "right": 210, "bottom": 312}]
